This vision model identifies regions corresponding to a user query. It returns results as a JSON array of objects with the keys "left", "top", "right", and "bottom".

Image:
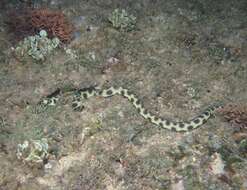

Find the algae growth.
[{"left": 108, "top": 9, "right": 136, "bottom": 31}]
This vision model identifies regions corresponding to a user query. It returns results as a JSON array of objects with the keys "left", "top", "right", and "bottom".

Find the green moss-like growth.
[
  {"left": 15, "top": 30, "right": 60, "bottom": 61},
  {"left": 108, "top": 9, "right": 136, "bottom": 31}
]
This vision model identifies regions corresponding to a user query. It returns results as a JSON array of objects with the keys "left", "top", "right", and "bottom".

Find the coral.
[
  {"left": 6, "top": 7, "right": 73, "bottom": 43},
  {"left": 219, "top": 103, "right": 247, "bottom": 129},
  {"left": 30, "top": 8, "right": 73, "bottom": 43},
  {"left": 15, "top": 30, "right": 60, "bottom": 61},
  {"left": 17, "top": 138, "right": 49, "bottom": 164},
  {"left": 108, "top": 9, "right": 136, "bottom": 31}
]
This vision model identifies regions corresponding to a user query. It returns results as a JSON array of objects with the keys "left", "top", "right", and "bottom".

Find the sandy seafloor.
[{"left": 0, "top": 0, "right": 246, "bottom": 189}]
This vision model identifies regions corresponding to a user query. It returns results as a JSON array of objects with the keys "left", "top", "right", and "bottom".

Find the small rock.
[{"left": 209, "top": 152, "right": 225, "bottom": 175}]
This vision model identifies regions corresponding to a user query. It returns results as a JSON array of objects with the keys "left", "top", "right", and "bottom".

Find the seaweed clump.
[
  {"left": 108, "top": 9, "right": 136, "bottom": 31},
  {"left": 17, "top": 138, "right": 49, "bottom": 164},
  {"left": 219, "top": 104, "right": 247, "bottom": 129},
  {"left": 6, "top": 7, "right": 73, "bottom": 43},
  {"left": 14, "top": 30, "right": 60, "bottom": 61}
]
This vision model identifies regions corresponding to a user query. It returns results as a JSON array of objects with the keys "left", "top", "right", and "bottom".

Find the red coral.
[
  {"left": 30, "top": 8, "right": 74, "bottom": 43},
  {"left": 6, "top": 7, "right": 74, "bottom": 43}
]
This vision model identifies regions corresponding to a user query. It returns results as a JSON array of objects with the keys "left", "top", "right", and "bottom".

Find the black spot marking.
[
  {"left": 171, "top": 127, "right": 177, "bottom": 132},
  {"left": 139, "top": 104, "right": 144, "bottom": 109},
  {"left": 136, "top": 99, "right": 141, "bottom": 105},
  {"left": 127, "top": 91, "right": 132, "bottom": 96},
  {"left": 72, "top": 102, "right": 77, "bottom": 107},
  {"left": 74, "top": 91, "right": 81, "bottom": 97},
  {"left": 204, "top": 111, "right": 210, "bottom": 116},
  {"left": 121, "top": 90, "right": 125, "bottom": 96},
  {"left": 143, "top": 109, "right": 148, "bottom": 115},
  {"left": 210, "top": 107, "right": 216, "bottom": 111},
  {"left": 201, "top": 118, "right": 207, "bottom": 124},
  {"left": 209, "top": 109, "right": 215, "bottom": 113},
  {"left": 130, "top": 98, "right": 134, "bottom": 103},
  {"left": 188, "top": 125, "right": 193, "bottom": 130},
  {"left": 82, "top": 93, "right": 88, "bottom": 99},
  {"left": 106, "top": 89, "right": 113, "bottom": 95},
  {"left": 98, "top": 91, "right": 103, "bottom": 95},
  {"left": 193, "top": 119, "right": 200, "bottom": 124},
  {"left": 137, "top": 108, "right": 141, "bottom": 113},
  {"left": 88, "top": 88, "right": 93, "bottom": 94},
  {"left": 179, "top": 122, "right": 185, "bottom": 128},
  {"left": 46, "top": 89, "right": 60, "bottom": 98},
  {"left": 198, "top": 115, "right": 205, "bottom": 119},
  {"left": 148, "top": 117, "right": 152, "bottom": 122},
  {"left": 154, "top": 117, "right": 159, "bottom": 121},
  {"left": 159, "top": 122, "right": 163, "bottom": 127},
  {"left": 72, "top": 103, "right": 84, "bottom": 112},
  {"left": 165, "top": 120, "right": 170, "bottom": 126}
]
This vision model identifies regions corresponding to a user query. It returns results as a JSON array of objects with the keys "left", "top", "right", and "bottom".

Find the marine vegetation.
[
  {"left": 16, "top": 138, "right": 49, "bottom": 164},
  {"left": 6, "top": 7, "right": 74, "bottom": 43},
  {"left": 14, "top": 30, "right": 60, "bottom": 61},
  {"left": 108, "top": 9, "right": 136, "bottom": 31}
]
